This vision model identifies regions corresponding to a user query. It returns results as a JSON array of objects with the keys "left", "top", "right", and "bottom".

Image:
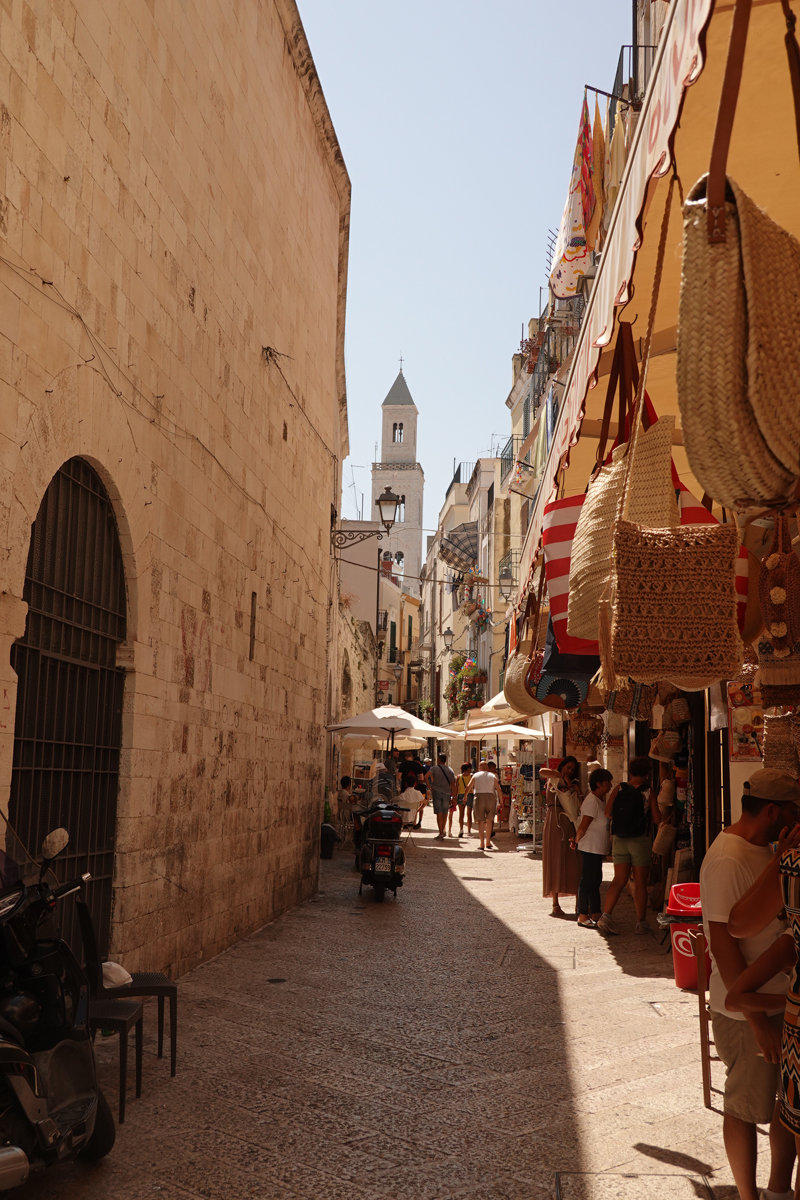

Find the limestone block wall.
[
  {"left": 333, "top": 598, "right": 376, "bottom": 794},
  {"left": 0, "top": 0, "right": 350, "bottom": 974}
]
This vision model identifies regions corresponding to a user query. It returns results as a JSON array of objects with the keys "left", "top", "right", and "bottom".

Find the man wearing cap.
[{"left": 699, "top": 769, "right": 800, "bottom": 1200}]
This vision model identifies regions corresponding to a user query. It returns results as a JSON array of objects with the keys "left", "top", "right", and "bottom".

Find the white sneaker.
[
  {"left": 636, "top": 920, "right": 651, "bottom": 935},
  {"left": 596, "top": 914, "right": 618, "bottom": 936},
  {"left": 759, "top": 1191, "right": 793, "bottom": 1200}
]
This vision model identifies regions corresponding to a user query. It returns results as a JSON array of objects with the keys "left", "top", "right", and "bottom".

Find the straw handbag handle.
[
  {"left": 595, "top": 322, "right": 639, "bottom": 468},
  {"left": 707, "top": 0, "right": 800, "bottom": 243}
]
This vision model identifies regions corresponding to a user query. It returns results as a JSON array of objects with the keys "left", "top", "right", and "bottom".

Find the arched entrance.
[{"left": 10, "top": 458, "right": 127, "bottom": 956}]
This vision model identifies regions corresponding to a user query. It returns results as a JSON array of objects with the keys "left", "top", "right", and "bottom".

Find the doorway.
[{"left": 10, "top": 458, "right": 127, "bottom": 956}]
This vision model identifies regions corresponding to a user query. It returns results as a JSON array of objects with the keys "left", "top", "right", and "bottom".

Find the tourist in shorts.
[
  {"left": 596, "top": 756, "right": 661, "bottom": 936},
  {"left": 425, "top": 754, "right": 457, "bottom": 841},
  {"left": 456, "top": 761, "right": 474, "bottom": 837},
  {"left": 466, "top": 762, "right": 503, "bottom": 851}
]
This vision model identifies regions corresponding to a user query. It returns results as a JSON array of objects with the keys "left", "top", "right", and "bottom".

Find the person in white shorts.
[{"left": 466, "top": 762, "right": 503, "bottom": 851}]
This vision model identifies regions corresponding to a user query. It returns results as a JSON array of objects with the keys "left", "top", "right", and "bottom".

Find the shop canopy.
[
  {"left": 327, "top": 705, "right": 463, "bottom": 741},
  {"left": 439, "top": 522, "right": 478, "bottom": 572},
  {"left": 516, "top": 0, "right": 800, "bottom": 597}
]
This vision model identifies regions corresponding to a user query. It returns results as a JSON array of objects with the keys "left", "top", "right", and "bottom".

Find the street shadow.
[{"left": 632, "top": 1144, "right": 714, "bottom": 1175}]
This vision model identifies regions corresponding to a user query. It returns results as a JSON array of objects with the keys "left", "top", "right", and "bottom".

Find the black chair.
[
  {"left": 76, "top": 901, "right": 143, "bottom": 1124},
  {"left": 76, "top": 898, "right": 178, "bottom": 1076}
]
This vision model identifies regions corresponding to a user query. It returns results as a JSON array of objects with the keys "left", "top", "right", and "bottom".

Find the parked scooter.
[
  {"left": 0, "top": 816, "right": 115, "bottom": 1191},
  {"left": 353, "top": 801, "right": 407, "bottom": 902}
]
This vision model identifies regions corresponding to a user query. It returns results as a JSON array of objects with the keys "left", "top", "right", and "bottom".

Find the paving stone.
[{"left": 14, "top": 815, "right": 754, "bottom": 1198}]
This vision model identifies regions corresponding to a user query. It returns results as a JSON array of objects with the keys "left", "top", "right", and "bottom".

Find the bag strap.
[
  {"left": 595, "top": 322, "right": 639, "bottom": 467},
  {"left": 619, "top": 170, "right": 679, "bottom": 522},
  {"left": 708, "top": 0, "right": 800, "bottom": 243}
]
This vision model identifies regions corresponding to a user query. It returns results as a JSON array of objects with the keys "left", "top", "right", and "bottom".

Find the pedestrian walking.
[
  {"left": 596, "top": 756, "right": 661, "bottom": 936},
  {"left": 456, "top": 761, "right": 474, "bottom": 837},
  {"left": 571, "top": 768, "right": 613, "bottom": 928},
  {"left": 540, "top": 757, "right": 583, "bottom": 917},
  {"left": 699, "top": 770, "right": 800, "bottom": 1200},
  {"left": 465, "top": 762, "right": 503, "bottom": 851},
  {"left": 426, "top": 754, "right": 457, "bottom": 840}
]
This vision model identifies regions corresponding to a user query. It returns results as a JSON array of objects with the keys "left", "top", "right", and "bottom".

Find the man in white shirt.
[{"left": 699, "top": 768, "right": 800, "bottom": 1200}]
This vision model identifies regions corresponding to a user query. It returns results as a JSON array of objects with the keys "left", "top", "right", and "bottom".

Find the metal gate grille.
[{"left": 10, "top": 458, "right": 127, "bottom": 957}]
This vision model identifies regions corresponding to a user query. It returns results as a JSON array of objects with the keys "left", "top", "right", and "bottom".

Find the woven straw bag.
[
  {"left": 652, "top": 819, "right": 677, "bottom": 858},
  {"left": 649, "top": 730, "right": 683, "bottom": 763},
  {"left": 503, "top": 574, "right": 550, "bottom": 716},
  {"left": 613, "top": 520, "right": 744, "bottom": 690},
  {"left": 602, "top": 174, "right": 744, "bottom": 693},
  {"left": 568, "top": 322, "right": 678, "bottom": 643},
  {"left": 763, "top": 712, "right": 799, "bottom": 779},
  {"left": 605, "top": 680, "right": 656, "bottom": 721},
  {"left": 676, "top": 0, "right": 800, "bottom": 510}
]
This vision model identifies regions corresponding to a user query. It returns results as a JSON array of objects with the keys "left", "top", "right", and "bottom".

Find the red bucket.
[{"left": 666, "top": 883, "right": 710, "bottom": 990}]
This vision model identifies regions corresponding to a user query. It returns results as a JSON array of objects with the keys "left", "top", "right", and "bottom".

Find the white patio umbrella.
[
  {"left": 463, "top": 722, "right": 546, "bottom": 740},
  {"left": 327, "top": 705, "right": 463, "bottom": 746},
  {"left": 341, "top": 733, "right": 426, "bottom": 752},
  {"left": 480, "top": 691, "right": 529, "bottom": 721}
]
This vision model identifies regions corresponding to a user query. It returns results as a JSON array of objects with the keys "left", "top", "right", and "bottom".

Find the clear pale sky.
[{"left": 298, "top": 0, "right": 634, "bottom": 534}]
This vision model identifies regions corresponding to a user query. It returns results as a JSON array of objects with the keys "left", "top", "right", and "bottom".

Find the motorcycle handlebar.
[{"left": 51, "top": 872, "right": 91, "bottom": 901}]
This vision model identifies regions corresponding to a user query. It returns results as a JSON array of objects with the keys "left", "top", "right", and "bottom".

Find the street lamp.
[
  {"left": 443, "top": 627, "right": 454, "bottom": 652},
  {"left": 499, "top": 565, "right": 513, "bottom": 602},
  {"left": 331, "top": 485, "right": 402, "bottom": 550}
]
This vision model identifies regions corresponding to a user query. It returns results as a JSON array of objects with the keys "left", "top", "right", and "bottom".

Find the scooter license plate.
[{"left": 374, "top": 859, "right": 391, "bottom": 873}]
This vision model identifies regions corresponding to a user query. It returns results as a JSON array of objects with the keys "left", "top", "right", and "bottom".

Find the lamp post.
[
  {"left": 332, "top": 485, "right": 402, "bottom": 550},
  {"left": 443, "top": 627, "right": 455, "bottom": 652},
  {"left": 499, "top": 566, "right": 513, "bottom": 603}
]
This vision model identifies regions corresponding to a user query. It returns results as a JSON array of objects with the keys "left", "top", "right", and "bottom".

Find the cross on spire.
[{"left": 398, "top": 354, "right": 404, "bottom": 373}]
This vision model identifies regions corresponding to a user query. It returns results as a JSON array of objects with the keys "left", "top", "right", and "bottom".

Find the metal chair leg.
[
  {"left": 118, "top": 1030, "right": 128, "bottom": 1124},
  {"left": 135, "top": 1016, "right": 143, "bottom": 1099},
  {"left": 169, "top": 993, "right": 177, "bottom": 1077},
  {"left": 157, "top": 995, "right": 165, "bottom": 1059}
]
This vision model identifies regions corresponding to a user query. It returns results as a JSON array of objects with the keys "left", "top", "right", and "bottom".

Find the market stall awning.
[
  {"left": 439, "top": 522, "right": 478, "bottom": 572},
  {"left": 518, "top": 0, "right": 715, "bottom": 594}
]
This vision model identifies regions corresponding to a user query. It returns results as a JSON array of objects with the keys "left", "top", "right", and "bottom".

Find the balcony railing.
[
  {"left": 610, "top": 44, "right": 658, "bottom": 136},
  {"left": 500, "top": 436, "right": 523, "bottom": 485},
  {"left": 445, "top": 462, "right": 476, "bottom": 501}
]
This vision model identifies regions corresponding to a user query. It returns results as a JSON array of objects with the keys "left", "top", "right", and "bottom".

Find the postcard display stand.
[{"left": 513, "top": 744, "right": 541, "bottom": 847}]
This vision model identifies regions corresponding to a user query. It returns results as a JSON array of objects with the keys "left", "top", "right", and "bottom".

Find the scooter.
[
  {"left": 353, "top": 801, "right": 406, "bottom": 902},
  {"left": 0, "top": 817, "right": 115, "bottom": 1191}
]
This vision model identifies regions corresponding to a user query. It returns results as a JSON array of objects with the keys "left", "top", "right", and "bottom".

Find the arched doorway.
[{"left": 10, "top": 458, "right": 127, "bottom": 956}]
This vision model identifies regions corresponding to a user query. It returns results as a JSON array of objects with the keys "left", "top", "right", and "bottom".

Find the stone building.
[
  {"left": 0, "top": 0, "right": 350, "bottom": 973},
  {"left": 371, "top": 370, "right": 424, "bottom": 595}
]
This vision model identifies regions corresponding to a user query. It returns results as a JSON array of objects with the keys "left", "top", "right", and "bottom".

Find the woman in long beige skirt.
[{"left": 541, "top": 757, "right": 583, "bottom": 917}]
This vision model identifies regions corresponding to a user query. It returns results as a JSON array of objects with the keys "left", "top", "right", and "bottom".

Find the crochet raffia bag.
[
  {"left": 676, "top": 0, "right": 800, "bottom": 511},
  {"left": 763, "top": 712, "right": 800, "bottom": 779},
  {"left": 567, "top": 323, "right": 678, "bottom": 643},
  {"left": 601, "top": 174, "right": 744, "bottom": 693}
]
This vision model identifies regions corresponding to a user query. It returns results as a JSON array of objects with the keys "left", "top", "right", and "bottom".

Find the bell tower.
[{"left": 371, "top": 368, "right": 424, "bottom": 595}]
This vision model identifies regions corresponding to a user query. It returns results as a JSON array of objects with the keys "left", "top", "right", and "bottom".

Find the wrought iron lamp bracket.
[{"left": 331, "top": 528, "right": 385, "bottom": 550}]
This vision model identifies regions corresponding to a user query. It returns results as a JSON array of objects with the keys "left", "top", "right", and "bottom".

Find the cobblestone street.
[{"left": 19, "top": 815, "right": 740, "bottom": 1200}]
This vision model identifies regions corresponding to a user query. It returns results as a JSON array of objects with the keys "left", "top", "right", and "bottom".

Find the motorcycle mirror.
[{"left": 40, "top": 828, "right": 69, "bottom": 862}]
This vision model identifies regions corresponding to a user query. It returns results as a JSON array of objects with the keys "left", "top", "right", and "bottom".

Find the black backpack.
[{"left": 611, "top": 783, "right": 648, "bottom": 839}]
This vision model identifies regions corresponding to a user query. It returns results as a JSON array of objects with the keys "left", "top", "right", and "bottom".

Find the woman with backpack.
[
  {"left": 596, "top": 755, "right": 662, "bottom": 936},
  {"left": 540, "top": 756, "right": 583, "bottom": 917}
]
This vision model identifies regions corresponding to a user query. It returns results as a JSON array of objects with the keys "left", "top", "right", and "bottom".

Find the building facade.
[
  {"left": 0, "top": 0, "right": 350, "bottom": 973},
  {"left": 371, "top": 371, "right": 424, "bottom": 595}
]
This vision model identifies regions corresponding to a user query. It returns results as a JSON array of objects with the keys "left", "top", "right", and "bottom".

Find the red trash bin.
[{"left": 667, "top": 883, "right": 711, "bottom": 989}]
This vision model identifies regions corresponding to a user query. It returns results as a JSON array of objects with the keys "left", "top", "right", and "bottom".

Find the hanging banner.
[{"left": 518, "top": 0, "right": 715, "bottom": 594}]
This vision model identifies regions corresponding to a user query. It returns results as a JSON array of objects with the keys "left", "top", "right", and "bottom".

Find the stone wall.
[
  {"left": 333, "top": 597, "right": 376, "bottom": 795},
  {"left": 0, "top": 0, "right": 350, "bottom": 974}
]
